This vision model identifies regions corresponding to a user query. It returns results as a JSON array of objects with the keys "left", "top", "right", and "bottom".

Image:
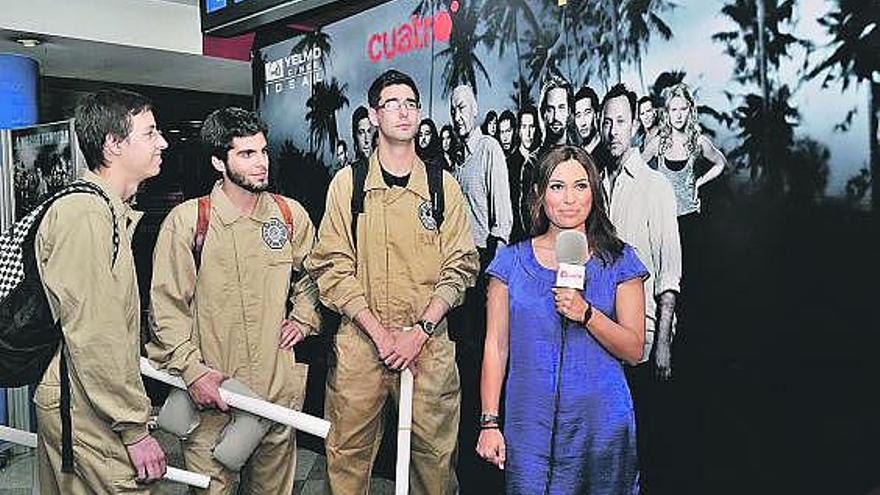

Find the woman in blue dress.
[{"left": 476, "top": 145, "right": 648, "bottom": 494}]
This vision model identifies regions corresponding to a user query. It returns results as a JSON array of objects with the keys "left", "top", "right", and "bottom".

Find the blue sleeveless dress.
[{"left": 487, "top": 240, "right": 648, "bottom": 495}]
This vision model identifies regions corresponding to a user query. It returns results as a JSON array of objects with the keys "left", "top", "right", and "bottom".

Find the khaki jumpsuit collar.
[
  {"left": 209, "top": 183, "right": 280, "bottom": 225},
  {"left": 366, "top": 152, "right": 431, "bottom": 202},
  {"left": 82, "top": 169, "right": 143, "bottom": 232}
]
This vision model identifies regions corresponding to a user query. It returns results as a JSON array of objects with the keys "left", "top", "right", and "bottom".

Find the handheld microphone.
[{"left": 554, "top": 229, "right": 588, "bottom": 290}]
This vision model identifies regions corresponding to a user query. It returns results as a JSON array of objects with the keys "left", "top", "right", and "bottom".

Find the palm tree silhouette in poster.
[
  {"left": 806, "top": 0, "right": 879, "bottom": 209},
  {"left": 292, "top": 28, "right": 333, "bottom": 152},
  {"left": 713, "top": 0, "right": 811, "bottom": 189},
  {"left": 306, "top": 78, "right": 350, "bottom": 163},
  {"left": 481, "top": 0, "right": 540, "bottom": 108},
  {"left": 437, "top": 0, "right": 491, "bottom": 97},
  {"left": 622, "top": 0, "right": 676, "bottom": 91},
  {"left": 510, "top": 0, "right": 673, "bottom": 96},
  {"left": 412, "top": 0, "right": 440, "bottom": 116}
]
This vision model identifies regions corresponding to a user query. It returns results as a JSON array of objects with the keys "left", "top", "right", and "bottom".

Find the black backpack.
[
  {"left": 349, "top": 157, "right": 445, "bottom": 247},
  {"left": 0, "top": 181, "right": 118, "bottom": 471}
]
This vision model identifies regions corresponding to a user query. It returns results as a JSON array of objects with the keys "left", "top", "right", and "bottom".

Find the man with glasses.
[
  {"left": 33, "top": 89, "right": 168, "bottom": 493},
  {"left": 306, "top": 69, "right": 478, "bottom": 494}
]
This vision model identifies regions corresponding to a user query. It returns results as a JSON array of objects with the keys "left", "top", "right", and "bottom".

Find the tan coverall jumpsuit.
[
  {"left": 305, "top": 154, "right": 479, "bottom": 495},
  {"left": 147, "top": 186, "right": 321, "bottom": 494},
  {"left": 34, "top": 171, "right": 155, "bottom": 494}
]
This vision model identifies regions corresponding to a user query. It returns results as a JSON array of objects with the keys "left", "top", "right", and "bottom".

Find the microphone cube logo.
[
  {"left": 556, "top": 263, "right": 586, "bottom": 290},
  {"left": 265, "top": 60, "right": 284, "bottom": 83}
]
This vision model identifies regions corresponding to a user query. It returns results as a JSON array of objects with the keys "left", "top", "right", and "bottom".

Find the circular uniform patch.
[
  {"left": 262, "top": 217, "right": 290, "bottom": 249},
  {"left": 418, "top": 200, "right": 437, "bottom": 231}
]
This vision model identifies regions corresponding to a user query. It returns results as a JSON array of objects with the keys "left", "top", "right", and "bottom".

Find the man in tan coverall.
[
  {"left": 305, "top": 69, "right": 479, "bottom": 494},
  {"left": 34, "top": 89, "right": 168, "bottom": 493},
  {"left": 147, "top": 107, "right": 321, "bottom": 494}
]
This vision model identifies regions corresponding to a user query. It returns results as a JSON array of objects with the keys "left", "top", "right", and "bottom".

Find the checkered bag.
[{"left": 0, "top": 181, "right": 118, "bottom": 387}]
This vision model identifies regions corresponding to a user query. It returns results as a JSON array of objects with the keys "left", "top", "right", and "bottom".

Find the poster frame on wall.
[{"left": 9, "top": 119, "right": 81, "bottom": 221}]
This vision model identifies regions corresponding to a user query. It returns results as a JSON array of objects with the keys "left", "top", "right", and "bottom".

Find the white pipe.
[
  {"left": 395, "top": 368, "right": 414, "bottom": 495},
  {"left": 0, "top": 425, "right": 37, "bottom": 448},
  {"left": 166, "top": 467, "right": 210, "bottom": 489},
  {"left": 395, "top": 327, "right": 415, "bottom": 495},
  {"left": 139, "top": 357, "right": 331, "bottom": 439},
  {"left": 0, "top": 426, "right": 210, "bottom": 488}
]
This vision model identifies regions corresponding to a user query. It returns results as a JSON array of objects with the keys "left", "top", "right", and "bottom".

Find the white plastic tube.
[
  {"left": 139, "top": 357, "right": 331, "bottom": 439},
  {"left": 395, "top": 367, "right": 414, "bottom": 495},
  {"left": 165, "top": 467, "right": 210, "bottom": 489},
  {"left": 395, "top": 327, "right": 415, "bottom": 495},
  {"left": 0, "top": 426, "right": 210, "bottom": 488},
  {"left": 0, "top": 425, "right": 37, "bottom": 448}
]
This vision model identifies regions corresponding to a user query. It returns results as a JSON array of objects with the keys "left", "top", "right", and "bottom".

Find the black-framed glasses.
[{"left": 377, "top": 98, "right": 421, "bottom": 112}]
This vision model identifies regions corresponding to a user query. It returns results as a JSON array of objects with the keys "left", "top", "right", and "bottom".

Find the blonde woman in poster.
[{"left": 641, "top": 82, "right": 727, "bottom": 218}]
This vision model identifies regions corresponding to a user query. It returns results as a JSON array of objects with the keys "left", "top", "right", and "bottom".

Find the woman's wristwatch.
[
  {"left": 581, "top": 301, "right": 593, "bottom": 325},
  {"left": 479, "top": 412, "right": 500, "bottom": 430}
]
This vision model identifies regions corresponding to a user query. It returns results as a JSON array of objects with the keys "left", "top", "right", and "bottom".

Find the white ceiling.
[
  {"left": 0, "top": 0, "right": 251, "bottom": 95},
  {"left": 0, "top": 31, "right": 251, "bottom": 95}
]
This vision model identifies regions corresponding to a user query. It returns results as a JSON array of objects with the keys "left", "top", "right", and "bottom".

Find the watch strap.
[{"left": 416, "top": 319, "right": 436, "bottom": 337}]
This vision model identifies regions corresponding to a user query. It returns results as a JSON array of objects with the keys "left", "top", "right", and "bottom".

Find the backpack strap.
[
  {"left": 426, "top": 160, "right": 445, "bottom": 230},
  {"left": 192, "top": 196, "right": 211, "bottom": 271},
  {"left": 59, "top": 338, "right": 73, "bottom": 472},
  {"left": 270, "top": 194, "right": 294, "bottom": 236},
  {"left": 350, "top": 158, "right": 369, "bottom": 249},
  {"left": 64, "top": 181, "right": 120, "bottom": 266}
]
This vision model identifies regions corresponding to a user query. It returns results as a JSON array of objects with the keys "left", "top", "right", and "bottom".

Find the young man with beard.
[
  {"left": 306, "top": 69, "right": 478, "bottom": 494},
  {"left": 34, "top": 89, "right": 168, "bottom": 493},
  {"left": 601, "top": 84, "right": 681, "bottom": 495},
  {"left": 538, "top": 76, "right": 573, "bottom": 157},
  {"left": 147, "top": 107, "right": 321, "bottom": 494},
  {"left": 334, "top": 139, "right": 350, "bottom": 173}
]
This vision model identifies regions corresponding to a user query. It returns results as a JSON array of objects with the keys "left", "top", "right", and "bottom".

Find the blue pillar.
[
  {"left": 0, "top": 54, "right": 38, "bottom": 429},
  {"left": 0, "top": 53, "right": 39, "bottom": 129}
]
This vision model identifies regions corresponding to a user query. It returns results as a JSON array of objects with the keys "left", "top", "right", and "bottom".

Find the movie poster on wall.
[
  {"left": 10, "top": 120, "right": 79, "bottom": 220},
  {"left": 255, "top": 0, "right": 875, "bottom": 221}
]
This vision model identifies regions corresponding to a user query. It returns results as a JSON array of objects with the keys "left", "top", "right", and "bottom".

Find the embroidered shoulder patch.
[
  {"left": 262, "top": 217, "right": 289, "bottom": 249},
  {"left": 418, "top": 201, "right": 437, "bottom": 231}
]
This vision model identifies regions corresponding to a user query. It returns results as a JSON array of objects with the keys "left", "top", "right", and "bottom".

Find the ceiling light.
[{"left": 16, "top": 39, "right": 41, "bottom": 48}]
